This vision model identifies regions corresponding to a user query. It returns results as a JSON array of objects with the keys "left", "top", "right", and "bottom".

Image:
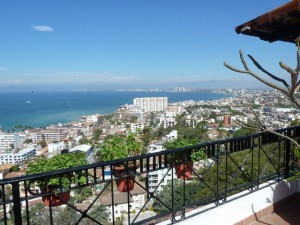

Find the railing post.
[
  {"left": 285, "top": 129, "right": 291, "bottom": 179},
  {"left": 11, "top": 182, "right": 22, "bottom": 225}
]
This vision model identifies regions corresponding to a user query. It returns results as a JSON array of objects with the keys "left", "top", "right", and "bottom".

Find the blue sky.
[{"left": 0, "top": 0, "right": 296, "bottom": 91}]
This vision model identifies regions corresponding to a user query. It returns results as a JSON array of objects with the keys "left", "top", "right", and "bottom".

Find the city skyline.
[{"left": 0, "top": 0, "right": 295, "bottom": 91}]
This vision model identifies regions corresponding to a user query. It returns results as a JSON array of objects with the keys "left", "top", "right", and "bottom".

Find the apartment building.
[
  {"left": 36, "top": 130, "right": 65, "bottom": 143},
  {"left": 48, "top": 141, "right": 66, "bottom": 156},
  {"left": 148, "top": 168, "right": 173, "bottom": 192},
  {"left": 133, "top": 97, "right": 168, "bottom": 112},
  {"left": 80, "top": 114, "right": 101, "bottom": 123},
  {"left": 130, "top": 123, "right": 144, "bottom": 133},
  {"left": 100, "top": 186, "right": 146, "bottom": 223},
  {"left": 0, "top": 133, "right": 24, "bottom": 152},
  {"left": 0, "top": 147, "right": 36, "bottom": 165}
]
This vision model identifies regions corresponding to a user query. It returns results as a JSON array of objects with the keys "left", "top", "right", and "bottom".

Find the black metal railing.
[{"left": 1, "top": 126, "right": 300, "bottom": 225}]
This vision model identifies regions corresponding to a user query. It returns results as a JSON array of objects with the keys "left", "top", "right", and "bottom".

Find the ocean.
[{"left": 0, "top": 91, "right": 229, "bottom": 130}]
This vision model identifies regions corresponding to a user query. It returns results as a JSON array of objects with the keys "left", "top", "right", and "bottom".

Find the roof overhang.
[{"left": 235, "top": 0, "right": 300, "bottom": 43}]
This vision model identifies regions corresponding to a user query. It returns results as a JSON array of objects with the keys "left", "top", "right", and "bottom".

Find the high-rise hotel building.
[{"left": 133, "top": 97, "right": 168, "bottom": 112}]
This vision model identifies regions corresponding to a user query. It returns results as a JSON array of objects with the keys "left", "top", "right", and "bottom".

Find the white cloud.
[{"left": 32, "top": 25, "right": 54, "bottom": 32}]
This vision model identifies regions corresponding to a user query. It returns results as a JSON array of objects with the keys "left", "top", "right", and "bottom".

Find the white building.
[
  {"left": 148, "top": 168, "right": 174, "bottom": 192},
  {"left": 81, "top": 114, "right": 100, "bottom": 123},
  {"left": 133, "top": 97, "right": 168, "bottom": 112},
  {"left": 146, "top": 149, "right": 176, "bottom": 192},
  {"left": 69, "top": 144, "right": 93, "bottom": 163},
  {"left": 232, "top": 115, "right": 248, "bottom": 124},
  {"left": 159, "top": 116, "right": 176, "bottom": 128},
  {"left": 0, "top": 147, "right": 36, "bottom": 164},
  {"left": 48, "top": 142, "right": 66, "bottom": 156},
  {"left": 36, "top": 130, "right": 65, "bottom": 143},
  {"left": 0, "top": 133, "right": 24, "bottom": 152},
  {"left": 148, "top": 143, "right": 165, "bottom": 153},
  {"left": 100, "top": 186, "right": 146, "bottom": 223},
  {"left": 162, "top": 130, "right": 178, "bottom": 142},
  {"left": 166, "top": 105, "right": 183, "bottom": 117},
  {"left": 130, "top": 123, "right": 144, "bottom": 133}
]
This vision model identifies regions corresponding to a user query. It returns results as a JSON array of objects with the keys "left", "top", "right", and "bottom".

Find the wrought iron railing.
[{"left": 1, "top": 126, "right": 300, "bottom": 225}]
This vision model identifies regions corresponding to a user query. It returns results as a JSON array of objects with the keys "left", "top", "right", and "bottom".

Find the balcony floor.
[{"left": 251, "top": 199, "right": 300, "bottom": 225}]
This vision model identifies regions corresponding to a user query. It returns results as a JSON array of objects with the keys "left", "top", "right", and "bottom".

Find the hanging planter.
[
  {"left": 26, "top": 152, "right": 88, "bottom": 207},
  {"left": 113, "top": 164, "right": 136, "bottom": 192},
  {"left": 41, "top": 186, "right": 71, "bottom": 207},
  {"left": 163, "top": 138, "right": 207, "bottom": 181},
  {"left": 174, "top": 161, "right": 193, "bottom": 180},
  {"left": 100, "top": 133, "right": 143, "bottom": 192}
]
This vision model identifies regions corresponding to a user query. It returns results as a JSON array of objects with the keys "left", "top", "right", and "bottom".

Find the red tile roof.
[{"left": 236, "top": 0, "right": 300, "bottom": 43}]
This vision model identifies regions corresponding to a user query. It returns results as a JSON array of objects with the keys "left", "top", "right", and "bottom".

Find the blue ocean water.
[{"left": 0, "top": 91, "right": 229, "bottom": 129}]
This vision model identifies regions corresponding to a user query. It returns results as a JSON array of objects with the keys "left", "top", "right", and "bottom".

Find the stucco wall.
[{"left": 157, "top": 179, "right": 300, "bottom": 225}]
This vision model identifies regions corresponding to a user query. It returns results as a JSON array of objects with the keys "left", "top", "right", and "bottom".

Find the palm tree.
[{"left": 87, "top": 204, "right": 109, "bottom": 224}]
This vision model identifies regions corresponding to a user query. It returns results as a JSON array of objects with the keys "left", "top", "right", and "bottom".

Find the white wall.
[{"left": 157, "top": 179, "right": 300, "bottom": 225}]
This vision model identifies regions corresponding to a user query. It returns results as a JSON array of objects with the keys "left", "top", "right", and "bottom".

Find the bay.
[{"left": 0, "top": 91, "right": 229, "bottom": 129}]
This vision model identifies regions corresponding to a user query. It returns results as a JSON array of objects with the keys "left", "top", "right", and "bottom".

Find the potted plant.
[
  {"left": 100, "top": 133, "right": 143, "bottom": 192},
  {"left": 164, "top": 138, "right": 207, "bottom": 180},
  {"left": 26, "top": 152, "right": 87, "bottom": 206}
]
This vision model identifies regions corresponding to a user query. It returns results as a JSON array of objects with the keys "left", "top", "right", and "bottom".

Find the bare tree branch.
[
  {"left": 224, "top": 50, "right": 288, "bottom": 94},
  {"left": 248, "top": 55, "right": 289, "bottom": 88},
  {"left": 279, "top": 61, "right": 297, "bottom": 76},
  {"left": 225, "top": 40, "right": 300, "bottom": 154},
  {"left": 296, "top": 50, "right": 300, "bottom": 73},
  {"left": 240, "top": 50, "right": 249, "bottom": 71},
  {"left": 236, "top": 105, "right": 300, "bottom": 150}
]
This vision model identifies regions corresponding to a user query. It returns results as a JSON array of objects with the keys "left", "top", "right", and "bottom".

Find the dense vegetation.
[{"left": 153, "top": 142, "right": 281, "bottom": 213}]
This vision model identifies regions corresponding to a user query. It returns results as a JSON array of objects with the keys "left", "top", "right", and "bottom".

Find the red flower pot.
[
  {"left": 113, "top": 165, "right": 136, "bottom": 192},
  {"left": 174, "top": 161, "right": 193, "bottom": 180},
  {"left": 42, "top": 186, "right": 70, "bottom": 207}
]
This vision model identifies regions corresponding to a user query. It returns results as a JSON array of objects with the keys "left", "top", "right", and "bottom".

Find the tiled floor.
[{"left": 250, "top": 200, "right": 300, "bottom": 225}]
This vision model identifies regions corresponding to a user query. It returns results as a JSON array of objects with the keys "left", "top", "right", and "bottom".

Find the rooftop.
[
  {"left": 235, "top": 0, "right": 300, "bottom": 43},
  {"left": 1, "top": 126, "right": 300, "bottom": 225}
]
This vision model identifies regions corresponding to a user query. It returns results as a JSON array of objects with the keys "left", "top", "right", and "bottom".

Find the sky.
[{"left": 0, "top": 0, "right": 297, "bottom": 91}]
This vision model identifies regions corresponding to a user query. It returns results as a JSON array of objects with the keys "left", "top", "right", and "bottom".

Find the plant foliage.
[
  {"left": 26, "top": 152, "right": 87, "bottom": 189},
  {"left": 100, "top": 133, "right": 143, "bottom": 162}
]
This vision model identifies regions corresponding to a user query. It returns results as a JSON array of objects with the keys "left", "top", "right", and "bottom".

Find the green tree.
[
  {"left": 129, "top": 115, "right": 138, "bottom": 123},
  {"left": 54, "top": 203, "right": 81, "bottom": 225},
  {"left": 141, "top": 126, "right": 153, "bottom": 146},
  {"left": 22, "top": 203, "right": 48, "bottom": 225},
  {"left": 209, "top": 111, "right": 217, "bottom": 120},
  {"left": 153, "top": 180, "right": 199, "bottom": 213},
  {"left": 9, "top": 164, "right": 20, "bottom": 172},
  {"left": 233, "top": 127, "right": 254, "bottom": 137},
  {"left": 126, "top": 133, "right": 143, "bottom": 156},
  {"left": 23, "top": 139, "right": 32, "bottom": 144},
  {"left": 92, "top": 128, "right": 102, "bottom": 142},
  {"left": 99, "top": 133, "right": 143, "bottom": 161},
  {"left": 154, "top": 126, "right": 169, "bottom": 139},
  {"left": 23, "top": 202, "right": 83, "bottom": 225},
  {"left": 87, "top": 204, "right": 109, "bottom": 224},
  {"left": 164, "top": 138, "right": 197, "bottom": 149},
  {"left": 9, "top": 143, "right": 14, "bottom": 150},
  {"left": 79, "top": 134, "right": 90, "bottom": 145},
  {"left": 74, "top": 187, "right": 93, "bottom": 203},
  {"left": 39, "top": 140, "right": 47, "bottom": 148},
  {"left": 291, "top": 118, "right": 300, "bottom": 126},
  {"left": 154, "top": 144, "right": 279, "bottom": 213}
]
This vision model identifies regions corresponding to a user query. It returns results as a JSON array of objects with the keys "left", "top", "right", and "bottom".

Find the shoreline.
[{"left": 0, "top": 91, "right": 231, "bottom": 130}]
